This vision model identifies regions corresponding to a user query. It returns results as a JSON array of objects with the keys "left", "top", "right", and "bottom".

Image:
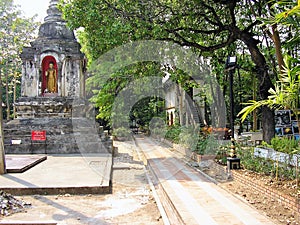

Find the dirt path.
[{"left": 1, "top": 140, "right": 163, "bottom": 225}]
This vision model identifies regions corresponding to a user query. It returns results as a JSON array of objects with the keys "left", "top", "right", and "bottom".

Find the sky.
[{"left": 14, "top": 0, "right": 50, "bottom": 22}]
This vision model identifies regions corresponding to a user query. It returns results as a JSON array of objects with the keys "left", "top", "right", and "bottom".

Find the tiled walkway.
[{"left": 135, "top": 135, "right": 276, "bottom": 225}]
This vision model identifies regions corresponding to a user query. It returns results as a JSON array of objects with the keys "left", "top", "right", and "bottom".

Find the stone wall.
[
  {"left": 5, "top": 97, "right": 112, "bottom": 154},
  {"left": 4, "top": 117, "right": 112, "bottom": 154}
]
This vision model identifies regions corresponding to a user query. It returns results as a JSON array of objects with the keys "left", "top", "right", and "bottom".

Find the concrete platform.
[
  {"left": 6, "top": 155, "right": 47, "bottom": 173},
  {"left": 0, "top": 154, "right": 112, "bottom": 195}
]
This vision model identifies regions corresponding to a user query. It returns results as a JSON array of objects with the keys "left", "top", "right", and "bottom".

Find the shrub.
[
  {"left": 112, "top": 127, "right": 131, "bottom": 140},
  {"left": 165, "top": 124, "right": 181, "bottom": 143},
  {"left": 178, "top": 125, "right": 199, "bottom": 151},
  {"left": 194, "top": 134, "right": 219, "bottom": 155},
  {"left": 270, "top": 136, "right": 299, "bottom": 154},
  {"left": 238, "top": 146, "right": 296, "bottom": 180}
]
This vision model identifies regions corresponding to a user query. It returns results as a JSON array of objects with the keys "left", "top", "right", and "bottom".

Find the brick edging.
[{"left": 231, "top": 170, "right": 299, "bottom": 214}]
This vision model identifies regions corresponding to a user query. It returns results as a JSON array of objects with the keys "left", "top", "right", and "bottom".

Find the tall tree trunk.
[
  {"left": 5, "top": 70, "right": 10, "bottom": 121},
  {"left": 0, "top": 68, "right": 6, "bottom": 174},
  {"left": 13, "top": 73, "right": 17, "bottom": 119},
  {"left": 239, "top": 31, "right": 275, "bottom": 143}
]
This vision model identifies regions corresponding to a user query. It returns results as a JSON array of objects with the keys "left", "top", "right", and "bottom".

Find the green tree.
[
  {"left": 239, "top": 0, "right": 300, "bottom": 134},
  {"left": 61, "top": 0, "right": 299, "bottom": 142},
  {"left": 0, "top": 0, "right": 38, "bottom": 120},
  {"left": 239, "top": 54, "right": 300, "bottom": 128},
  {"left": 0, "top": 0, "right": 39, "bottom": 173},
  {"left": 130, "top": 97, "right": 165, "bottom": 129},
  {"left": 89, "top": 61, "right": 165, "bottom": 125}
]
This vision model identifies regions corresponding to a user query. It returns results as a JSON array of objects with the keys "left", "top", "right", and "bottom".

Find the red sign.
[{"left": 31, "top": 130, "right": 46, "bottom": 141}]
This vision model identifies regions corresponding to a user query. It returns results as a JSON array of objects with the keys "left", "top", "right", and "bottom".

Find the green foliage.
[
  {"left": 258, "top": 136, "right": 300, "bottom": 154},
  {"left": 165, "top": 124, "right": 219, "bottom": 155},
  {"left": 89, "top": 62, "right": 164, "bottom": 124},
  {"left": 0, "top": 0, "right": 38, "bottom": 119},
  {"left": 150, "top": 127, "right": 166, "bottom": 138},
  {"left": 60, "top": 0, "right": 298, "bottom": 140},
  {"left": 148, "top": 116, "right": 167, "bottom": 137},
  {"left": 131, "top": 97, "right": 165, "bottom": 128},
  {"left": 270, "top": 136, "right": 300, "bottom": 154},
  {"left": 165, "top": 124, "right": 181, "bottom": 144},
  {"left": 194, "top": 134, "right": 219, "bottom": 155},
  {"left": 215, "top": 144, "right": 230, "bottom": 165},
  {"left": 238, "top": 54, "right": 300, "bottom": 122},
  {"left": 112, "top": 127, "right": 131, "bottom": 139},
  {"left": 178, "top": 125, "right": 199, "bottom": 150},
  {"left": 259, "top": 141, "right": 273, "bottom": 149},
  {"left": 238, "top": 147, "right": 295, "bottom": 180}
]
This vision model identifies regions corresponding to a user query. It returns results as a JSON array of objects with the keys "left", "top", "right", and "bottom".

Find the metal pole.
[
  {"left": 229, "top": 68, "right": 236, "bottom": 158},
  {"left": 229, "top": 68, "right": 235, "bottom": 140}
]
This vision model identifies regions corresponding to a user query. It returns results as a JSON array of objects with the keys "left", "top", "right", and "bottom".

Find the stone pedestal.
[
  {"left": 4, "top": 117, "right": 112, "bottom": 154},
  {"left": 227, "top": 157, "right": 241, "bottom": 170},
  {"left": 4, "top": 97, "right": 112, "bottom": 154}
]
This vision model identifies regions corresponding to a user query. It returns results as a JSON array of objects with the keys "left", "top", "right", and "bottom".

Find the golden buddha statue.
[{"left": 45, "top": 62, "right": 57, "bottom": 93}]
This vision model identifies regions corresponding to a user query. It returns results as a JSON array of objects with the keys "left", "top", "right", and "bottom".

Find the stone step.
[
  {"left": 5, "top": 142, "right": 111, "bottom": 154},
  {"left": 5, "top": 136, "right": 105, "bottom": 146}
]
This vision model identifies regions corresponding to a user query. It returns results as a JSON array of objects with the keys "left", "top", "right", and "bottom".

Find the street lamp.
[
  {"left": 225, "top": 56, "right": 237, "bottom": 143},
  {"left": 225, "top": 56, "right": 240, "bottom": 170}
]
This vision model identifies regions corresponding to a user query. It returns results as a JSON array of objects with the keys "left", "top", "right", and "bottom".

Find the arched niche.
[{"left": 42, "top": 56, "right": 58, "bottom": 95}]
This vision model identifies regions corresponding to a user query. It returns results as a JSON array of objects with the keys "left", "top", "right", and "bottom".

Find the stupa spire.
[
  {"left": 44, "top": 0, "right": 63, "bottom": 23},
  {"left": 36, "top": 0, "right": 75, "bottom": 40}
]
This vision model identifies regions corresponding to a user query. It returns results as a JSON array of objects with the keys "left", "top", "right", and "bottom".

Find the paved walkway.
[{"left": 134, "top": 135, "right": 276, "bottom": 225}]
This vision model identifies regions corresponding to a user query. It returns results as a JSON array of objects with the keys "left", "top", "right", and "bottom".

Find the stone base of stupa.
[{"left": 4, "top": 97, "right": 112, "bottom": 154}]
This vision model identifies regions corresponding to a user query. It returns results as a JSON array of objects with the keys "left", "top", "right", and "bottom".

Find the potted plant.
[{"left": 192, "top": 134, "right": 218, "bottom": 162}]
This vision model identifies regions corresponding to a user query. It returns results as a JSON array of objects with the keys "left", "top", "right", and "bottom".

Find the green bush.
[
  {"left": 165, "top": 124, "right": 181, "bottom": 143},
  {"left": 149, "top": 117, "right": 167, "bottom": 137},
  {"left": 238, "top": 147, "right": 296, "bottom": 180},
  {"left": 194, "top": 134, "right": 219, "bottom": 155},
  {"left": 258, "top": 136, "right": 300, "bottom": 155},
  {"left": 239, "top": 147, "right": 274, "bottom": 175},
  {"left": 112, "top": 127, "right": 131, "bottom": 139},
  {"left": 270, "top": 136, "right": 299, "bottom": 154},
  {"left": 178, "top": 125, "right": 199, "bottom": 150},
  {"left": 151, "top": 127, "right": 167, "bottom": 137}
]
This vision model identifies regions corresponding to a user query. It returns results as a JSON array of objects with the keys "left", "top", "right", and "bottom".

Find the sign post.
[
  {"left": 31, "top": 130, "right": 47, "bottom": 154},
  {"left": 31, "top": 130, "right": 46, "bottom": 141}
]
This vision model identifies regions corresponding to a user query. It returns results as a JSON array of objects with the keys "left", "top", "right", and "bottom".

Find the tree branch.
[{"left": 161, "top": 29, "right": 236, "bottom": 52}]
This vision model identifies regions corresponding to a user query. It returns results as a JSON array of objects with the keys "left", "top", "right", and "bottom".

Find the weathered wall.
[{"left": 4, "top": 117, "right": 113, "bottom": 154}]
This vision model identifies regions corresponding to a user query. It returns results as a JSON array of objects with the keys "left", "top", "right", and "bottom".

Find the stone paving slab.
[
  {"left": 135, "top": 135, "right": 276, "bottom": 225},
  {"left": 5, "top": 155, "right": 47, "bottom": 173},
  {"left": 0, "top": 154, "right": 112, "bottom": 195}
]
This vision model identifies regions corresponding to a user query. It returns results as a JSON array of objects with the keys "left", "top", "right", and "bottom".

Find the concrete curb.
[{"left": 132, "top": 136, "right": 171, "bottom": 225}]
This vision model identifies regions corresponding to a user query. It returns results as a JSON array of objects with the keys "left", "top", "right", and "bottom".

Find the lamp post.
[
  {"left": 225, "top": 56, "right": 240, "bottom": 170},
  {"left": 226, "top": 56, "right": 236, "bottom": 151}
]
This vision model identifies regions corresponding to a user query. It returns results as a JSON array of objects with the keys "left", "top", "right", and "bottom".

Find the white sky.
[{"left": 14, "top": 0, "right": 50, "bottom": 22}]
